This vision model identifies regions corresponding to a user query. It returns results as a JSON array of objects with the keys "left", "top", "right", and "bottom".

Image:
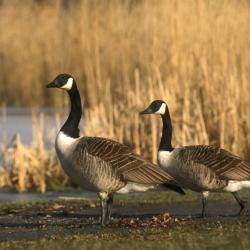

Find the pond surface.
[
  {"left": 0, "top": 191, "right": 95, "bottom": 204},
  {"left": 0, "top": 107, "right": 67, "bottom": 145}
]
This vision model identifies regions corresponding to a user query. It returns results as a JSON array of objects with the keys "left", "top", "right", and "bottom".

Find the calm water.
[
  {"left": 0, "top": 107, "right": 66, "bottom": 145},
  {"left": 0, "top": 191, "right": 96, "bottom": 204}
]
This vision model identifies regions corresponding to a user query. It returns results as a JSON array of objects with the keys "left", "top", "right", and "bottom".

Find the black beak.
[
  {"left": 139, "top": 107, "right": 154, "bottom": 115},
  {"left": 46, "top": 81, "right": 57, "bottom": 88}
]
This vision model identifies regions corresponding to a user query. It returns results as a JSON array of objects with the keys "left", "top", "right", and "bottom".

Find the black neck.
[
  {"left": 159, "top": 107, "right": 173, "bottom": 152},
  {"left": 60, "top": 85, "right": 82, "bottom": 138}
]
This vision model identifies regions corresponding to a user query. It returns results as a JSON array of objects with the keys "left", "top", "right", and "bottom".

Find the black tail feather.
[{"left": 162, "top": 181, "right": 185, "bottom": 195}]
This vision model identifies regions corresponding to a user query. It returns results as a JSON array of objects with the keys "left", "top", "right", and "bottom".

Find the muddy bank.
[{"left": 0, "top": 199, "right": 249, "bottom": 242}]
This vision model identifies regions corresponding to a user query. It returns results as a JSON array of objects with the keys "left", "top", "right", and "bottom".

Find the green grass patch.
[
  {"left": 1, "top": 221, "right": 250, "bottom": 250},
  {"left": 0, "top": 189, "right": 249, "bottom": 210}
]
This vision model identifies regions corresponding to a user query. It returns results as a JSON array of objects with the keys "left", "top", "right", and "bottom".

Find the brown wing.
[
  {"left": 179, "top": 145, "right": 250, "bottom": 180},
  {"left": 78, "top": 136, "right": 173, "bottom": 185}
]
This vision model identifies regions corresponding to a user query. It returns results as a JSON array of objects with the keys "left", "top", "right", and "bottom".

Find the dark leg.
[
  {"left": 100, "top": 199, "right": 107, "bottom": 226},
  {"left": 105, "top": 194, "right": 113, "bottom": 225},
  {"left": 232, "top": 192, "right": 247, "bottom": 215},
  {"left": 98, "top": 192, "right": 108, "bottom": 226},
  {"left": 201, "top": 191, "right": 209, "bottom": 217}
]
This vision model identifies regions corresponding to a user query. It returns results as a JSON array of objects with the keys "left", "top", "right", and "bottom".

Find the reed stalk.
[{"left": 0, "top": 0, "right": 249, "bottom": 191}]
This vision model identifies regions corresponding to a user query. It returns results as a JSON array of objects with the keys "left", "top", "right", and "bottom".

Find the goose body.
[
  {"left": 157, "top": 149, "right": 222, "bottom": 192},
  {"left": 47, "top": 75, "right": 185, "bottom": 225},
  {"left": 158, "top": 146, "right": 250, "bottom": 192},
  {"left": 55, "top": 131, "right": 181, "bottom": 193},
  {"left": 56, "top": 132, "right": 125, "bottom": 192},
  {"left": 141, "top": 100, "right": 250, "bottom": 216}
]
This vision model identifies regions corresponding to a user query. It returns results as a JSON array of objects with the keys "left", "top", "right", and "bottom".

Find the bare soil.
[{"left": 0, "top": 199, "right": 249, "bottom": 242}]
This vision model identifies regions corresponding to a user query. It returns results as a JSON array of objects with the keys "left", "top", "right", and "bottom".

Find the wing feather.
[
  {"left": 76, "top": 136, "right": 174, "bottom": 185},
  {"left": 179, "top": 145, "right": 250, "bottom": 180}
]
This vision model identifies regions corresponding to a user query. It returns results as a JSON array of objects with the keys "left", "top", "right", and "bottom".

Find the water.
[
  {"left": 0, "top": 106, "right": 88, "bottom": 201},
  {"left": 0, "top": 107, "right": 65, "bottom": 145},
  {"left": 0, "top": 191, "right": 96, "bottom": 204}
]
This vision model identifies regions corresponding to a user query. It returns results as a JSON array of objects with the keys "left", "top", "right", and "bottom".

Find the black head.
[
  {"left": 140, "top": 100, "right": 167, "bottom": 115},
  {"left": 46, "top": 74, "right": 76, "bottom": 91}
]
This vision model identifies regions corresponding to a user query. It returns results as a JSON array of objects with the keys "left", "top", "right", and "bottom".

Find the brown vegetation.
[
  {"left": 0, "top": 114, "right": 63, "bottom": 192},
  {"left": 0, "top": 0, "right": 250, "bottom": 191}
]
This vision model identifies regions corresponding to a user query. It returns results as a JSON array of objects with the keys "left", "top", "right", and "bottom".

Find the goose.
[
  {"left": 46, "top": 74, "right": 185, "bottom": 226},
  {"left": 140, "top": 100, "right": 250, "bottom": 217}
]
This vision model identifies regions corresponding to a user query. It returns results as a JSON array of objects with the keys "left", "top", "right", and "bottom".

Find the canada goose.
[
  {"left": 140, "top": 100, "right": 250, "bottom": 217},
  {"left": 46, "top": 75, "right": 185, "bottom": 226}
]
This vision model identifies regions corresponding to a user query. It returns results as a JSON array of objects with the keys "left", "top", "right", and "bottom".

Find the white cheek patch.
[
  {"left": 61, "top": 77, "right": 73, "bottom": 90},
  {"left": 155, "top": 103, "right": 166, "bottom": 115}
]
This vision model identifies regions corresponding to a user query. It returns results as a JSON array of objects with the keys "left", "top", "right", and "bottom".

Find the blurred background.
[{"left": 0, "top": 0, "right": 250, "bottom": 193}]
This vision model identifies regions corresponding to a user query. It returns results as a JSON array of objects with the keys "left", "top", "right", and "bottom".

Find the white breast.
[
  {"left": 55, "top": 132, "right": 90, "bottom": 190},
  {"left": 158, "top": 150, "right": 173, "bottom": 168},
  {"left": 55, "top": 131, "right": 79, "bottom": 158}
]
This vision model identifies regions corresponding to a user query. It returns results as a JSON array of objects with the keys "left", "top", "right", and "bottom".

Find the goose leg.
[
  {"left": 105, "top": 194, "right": 113, "bottom": 225},
  {"left": 98, "top": 192, "right": 108, "bottom": 226},
  {"left": 100, "top": 199, "right": 107, "bottom": 226},
  {"left": 201, "top": 191, "right": 209, "bottom": 217},
  {"left": 232, "top": 192, "right": 247, "bottom": 215}
]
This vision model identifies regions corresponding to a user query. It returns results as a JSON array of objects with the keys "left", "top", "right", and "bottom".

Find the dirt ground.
[{"left": 0, "top": 199, "right": 249, "bottom": 242}]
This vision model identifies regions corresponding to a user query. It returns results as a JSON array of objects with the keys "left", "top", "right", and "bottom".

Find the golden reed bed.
[{"left": 0, "top": 0, "right": 249, "bottom": 192}]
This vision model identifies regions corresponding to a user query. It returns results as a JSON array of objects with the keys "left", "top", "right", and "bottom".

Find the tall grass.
[
  {"left": 0, "top": 112, "right": 64, "bottom": 192},
  {"left": 0, "top": 0, "right": 250, "bottom": 191}
]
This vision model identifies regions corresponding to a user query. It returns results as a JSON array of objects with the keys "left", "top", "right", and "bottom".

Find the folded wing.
[
  {"left": 179, "top": 145, "right": 250, "bottom": 180},
  {"left": 79, "top": 136, "right": 173, "bottom": 184}
]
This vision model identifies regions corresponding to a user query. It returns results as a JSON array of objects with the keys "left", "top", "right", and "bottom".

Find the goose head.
[
  {"left": 140, "top": 100, "right": 167, "bottom": 116},
  {"left": 46, "top": 74, "right": 76, "bottom": 91}
]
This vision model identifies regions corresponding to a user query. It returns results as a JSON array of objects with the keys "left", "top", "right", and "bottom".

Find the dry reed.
[
  {"left": 0, "top": 0, "right": 250, "bottom": 191},
  {"left": 0, "top": 112, "right": 67, "bottom": 192}
]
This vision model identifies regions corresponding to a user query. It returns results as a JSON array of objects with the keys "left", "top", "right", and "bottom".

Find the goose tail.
[{"left": 161, "top": 181, "right": 185, "bottom": 195}]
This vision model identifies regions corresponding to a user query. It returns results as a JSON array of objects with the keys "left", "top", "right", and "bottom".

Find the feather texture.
[
  {"left": 177, "top": 145, "right": 250, "bottom": 181},
  {"left": 73, "top": 136, "right": 175, "bottom": 188}
]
